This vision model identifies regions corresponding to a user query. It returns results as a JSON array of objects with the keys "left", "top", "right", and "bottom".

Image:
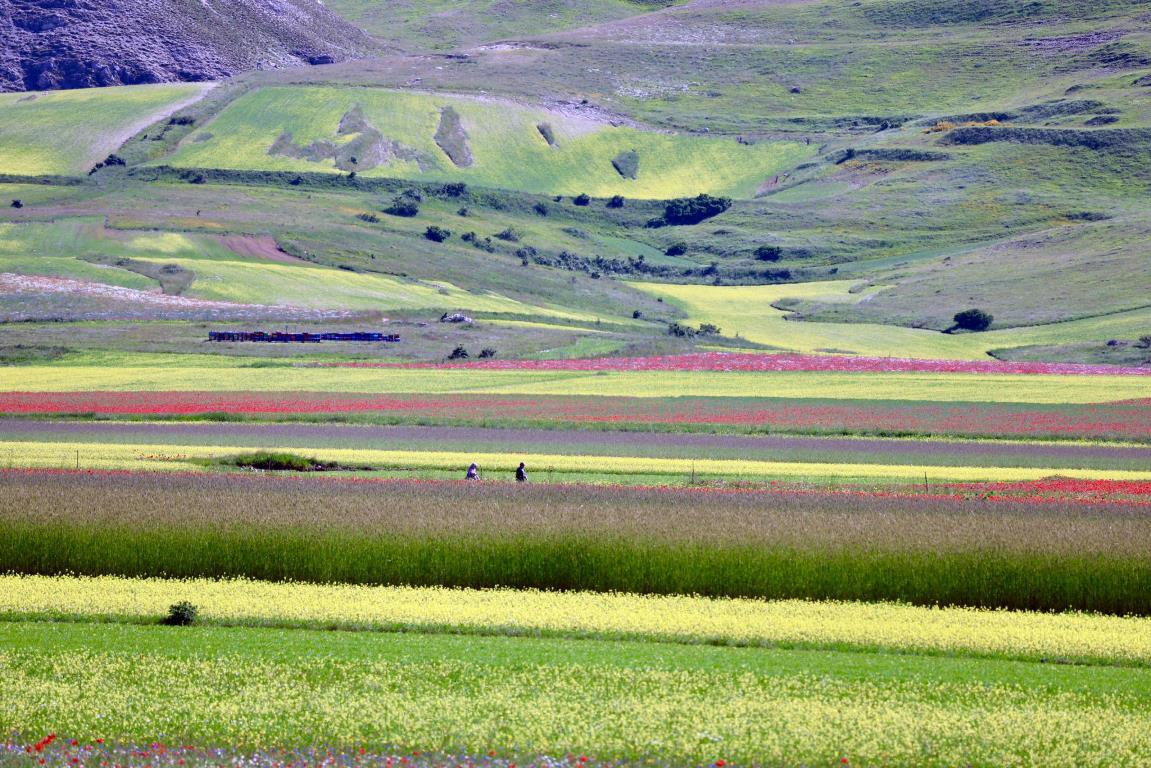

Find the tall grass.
[{"left": 2, "top": 471, "right": 1149, "bottom": 614}]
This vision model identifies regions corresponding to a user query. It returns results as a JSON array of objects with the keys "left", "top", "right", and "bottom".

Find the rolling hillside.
[{"left": 0, "top": 0, "right": 1148, "bottom": 365}]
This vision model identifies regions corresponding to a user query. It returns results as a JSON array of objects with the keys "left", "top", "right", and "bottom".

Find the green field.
[
  {"left": 166, "top": 87, "right": 811, "bottom": 198},
  {"left": 0, "top": 84, "right": 212, "bottom": 175},
  {"left": 8, "top": 621, "right": 1149, "bottom": 767}
]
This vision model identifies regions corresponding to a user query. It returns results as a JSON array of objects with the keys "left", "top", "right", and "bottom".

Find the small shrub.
[
  {"left": 533, "top": 202, "right": 549, "bottom": 216},
  {"left": 457, "top": 207, "right": 470, "bottom": 217},
  {"left": 425, "top": 225, "right": 452, "bottom": 243},
  {"left": 356, "top": 212, "right": 380, "bottom": 223},
  {"left": 1136, "top": 334, "right": 1151, "bottom": 349},
  {"left": 438, "top": 182, "right": 468, "bottom": 198},
  {"left": 384, "top": 197, "right": 420, "bottom": 217},
  {"left": 10, "top": 200, "right": 22, "bottom": 209},
  {"left": 667, "top": 322, "right": 697, "bottom": 338},
  {"left": 698, "top": 323, "right": 721, "bottom": 336},
  {"left": 952, "top": 308, "right": 994, "bottom": 332},
  {"left": 632, "top": 310, "right": 643, "bottom": 319},
  {"left": 607, "top": 195, "right": 626, "bottom": 209},
  {"left": 755, "top": 245, "right": 782, "bottom": 261},
  {"left": 478, "top": 348, "right": 497, "bottom": 359},
  {"left": 494, "top": 228, "right": 520, "bottom": 242},
  {"left": 447, "top": 345, "right": 469, "bottom": 360},
  {"left": 665, "top": 243, "right": 688, "bottom": 256},
  {"left": 461, "top": 231, "right": 477, "bottom": 243},
  {"left": 163, "top": 601, "right": 198, "bottom": 626},
  {"left": 573, "top": 193, "right": 592, "bottom": 206},
  {"left": 663, "top": 194, "right": 732, "bottom": 225}
]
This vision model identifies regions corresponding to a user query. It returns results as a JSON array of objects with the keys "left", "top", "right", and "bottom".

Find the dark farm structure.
[{"left": 209, "top": 331, "right": 401, "bottom": 343}]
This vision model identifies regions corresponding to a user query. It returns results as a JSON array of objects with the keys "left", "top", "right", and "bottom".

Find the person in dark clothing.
[
  {"left": 465, "top": 462, "right": 480, "bottom": 480},
  {"left": 515, "top": 462, "right": 527, "bottom": 483}
]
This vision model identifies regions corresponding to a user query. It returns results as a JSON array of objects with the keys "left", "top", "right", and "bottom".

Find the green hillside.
[
  {"left": 0, "top": 0, "right": 1147, "bottom": 364},
  {"left": 0, "top": 84, "right": 213, "bottom": 175},
  {"left": 165, "top": 87, "right": 809, "bottom": 198}
]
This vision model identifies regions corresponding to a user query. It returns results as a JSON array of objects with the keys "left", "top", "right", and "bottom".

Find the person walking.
[
  {"left": 465, "top": 462, "right": 480, "bottom": 480},
  {"left": 515, "top": 462, "right": 528, "bottom": 483}
]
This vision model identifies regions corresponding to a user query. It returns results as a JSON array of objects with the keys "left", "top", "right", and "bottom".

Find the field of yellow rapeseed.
[
  {"left": 4, "top": 575, "right": 1149, "bottom": 666},
  {"left": 7, "top": 439, "right": 1151, "bottom": 483}
]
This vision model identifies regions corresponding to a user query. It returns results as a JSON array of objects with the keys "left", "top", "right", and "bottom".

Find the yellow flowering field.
[
  {"left": 4, "top": 575, "right": 1150, "bottom": 666},
  {"left": 3, "top": 363, "right": 1147, "bottom": 403},
  {"left": 4, "top": 621, "right": 1151, "bottom": 767},
  {"left": 7, "top": 439, "right": 1151, "bottom": 483}
]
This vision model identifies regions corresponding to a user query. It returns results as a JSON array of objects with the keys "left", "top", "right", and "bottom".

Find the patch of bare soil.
[{"left": 219, "top": 235, "right": 305, "bottom": 264}]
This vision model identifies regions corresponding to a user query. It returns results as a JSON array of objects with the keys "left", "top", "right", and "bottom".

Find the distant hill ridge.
[{"left": 0, "top": 0, "right": 374, "bottom": 92}]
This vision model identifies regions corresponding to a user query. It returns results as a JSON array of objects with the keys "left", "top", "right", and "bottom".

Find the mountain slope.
[{"left": 0, "top": 0, "right": 375, "bottom": 93}]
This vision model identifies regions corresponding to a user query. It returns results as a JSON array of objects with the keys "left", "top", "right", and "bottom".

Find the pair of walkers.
[{"left": 465, "top": 462, "right": 527, "bottom": 482}]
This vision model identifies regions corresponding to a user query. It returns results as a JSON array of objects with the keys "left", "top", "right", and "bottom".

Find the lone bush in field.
[
  {"left": 384, "top": 197, "right": 419, "bottom": 217},
  {"left": 425, "top": 225, "right": 452, "bottom": 243},
  {"left": 663, "top": 194, "right": 732, "bottom": 225},
  {"left": 607, "top": 195, "right": 626, "bottom": 209},
  {"left": 479, "top": 348, "right": 497, "bottom": 359},
  {"left": 755, "top": 245, "right": 782, "bottom": 261},
  {"left": 665, "top": 242, "right": 688, "bottom": 257},
  {"left": 448, "top": 346, "right": 469, "bottom": 360},
  {"left": 573, "top": 193, "right": 592, "bottom": 206},
  {"left": 952, "top": 308, "right": 994, "bottom": 332},
  {"left": 1136, "top": 334, "right": 1151, "bottom": 349},
  {"left": 10, "top": 200, "right": 22, "bottom": 209},
  {"left": 162, "top": 601, "right": 198, "bottom": 626}
]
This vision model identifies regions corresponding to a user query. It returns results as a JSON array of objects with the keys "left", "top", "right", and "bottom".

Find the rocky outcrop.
[{"left": 0, "top": 0, "right": 374, "bottom": 92}]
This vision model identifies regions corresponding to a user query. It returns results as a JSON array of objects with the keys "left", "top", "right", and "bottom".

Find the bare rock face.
[{"left": 0, "top": 0, "right": 374, "bottom": 92}]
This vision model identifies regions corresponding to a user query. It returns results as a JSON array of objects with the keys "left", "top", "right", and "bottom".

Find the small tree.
[
  {"left": 952, "top": 308, "right": 994, "bottom": 332},
  {"left": 663, "top": 194, "right": 732, "bottom": 225},
  {"left": 607, "top": 195, "right": 626, "bottom": 209},
  {"left": 425, "top": 226, "right": 451, "bottom": 243},
  {"left": 573, "top": 193, "right": 592, "bottom": 206},
  {"left": 163, "top": 601, "right": 198, "bottom": 626}
]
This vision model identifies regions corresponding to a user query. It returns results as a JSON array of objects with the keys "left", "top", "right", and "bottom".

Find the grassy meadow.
[{"left": 0, "top": 85, "right": 212, "bottom": 176}]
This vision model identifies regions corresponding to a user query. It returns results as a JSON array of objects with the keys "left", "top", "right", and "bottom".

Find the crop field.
[
  {"left": 4, "top": 470, "right": 1150, "bottom": 613},
  {"left": 3, "top": 356, "right": 1149, "bottom": 402},
  {"left": 0, "top": 84, "right": 211, "bottom": 176},
  {"left": 165, "top": 86, "right": 811, "bottom": 198}
]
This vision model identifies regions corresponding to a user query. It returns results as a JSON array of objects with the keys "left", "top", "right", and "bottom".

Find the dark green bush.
[
  {"left": 755, "top": 245, "right": 782, "bottom": 261},
  {"left": 479, "top": 348, "right": 497, "bottom": 359},
  {"left": 384, "top": 197, "right": 420, "bottom": 217},
  {"left": 607, "top": 195, "right": 626, "bottom": 209},
  {"left": 665, "top": 243, "right": 688, "bottom": 256},
  {"left": 437, "top": 182, "right": 468, "bottom": 198},
  {"left": 953, "top": 308, "right": 994, "bottom": 332},
  {"left": 356, "top": 212, "right": 379, "bottom": 223},
  {"left": 533, "top": 202, "right": 549, "bottom": 216},
  {"left": 573, "top": 193, "right": 592, "bottom": 206},
  {"left": 494, "top": 228, "right": 520, "bottom": 242},
  {"left": 10, "top": 200, "right": 22, "bottom": 209},
  {"left": 425, "top": 226, "right": 452, "bottom": 243},
  {"left": 663, "top": 194, "right": 732, "bottom": 225},
  {"left": 162, "top": 601, "right": 198, "bottom": 626},
  {"left": 448, "top": 346, "right": 469, "bottom": 360}
]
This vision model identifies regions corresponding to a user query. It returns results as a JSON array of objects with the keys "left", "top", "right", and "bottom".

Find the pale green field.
[
  {"left": 4, "top": 359, "right": 1148, "bottom": 403},
  {"left": 6, "top": 439, "right": 1151, "bottom": 483},
  {"left": 633, "top": 281, "right": 1151, "bottom": 360},
  {"left": 0, "top": 84, "right": 212, "bottom": 175},
  {"left": 0, "top": 220, "right": 595, "bottom": 318},
  {"left": 166, "top": 86, "right": 811, "bottom": 198}
]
